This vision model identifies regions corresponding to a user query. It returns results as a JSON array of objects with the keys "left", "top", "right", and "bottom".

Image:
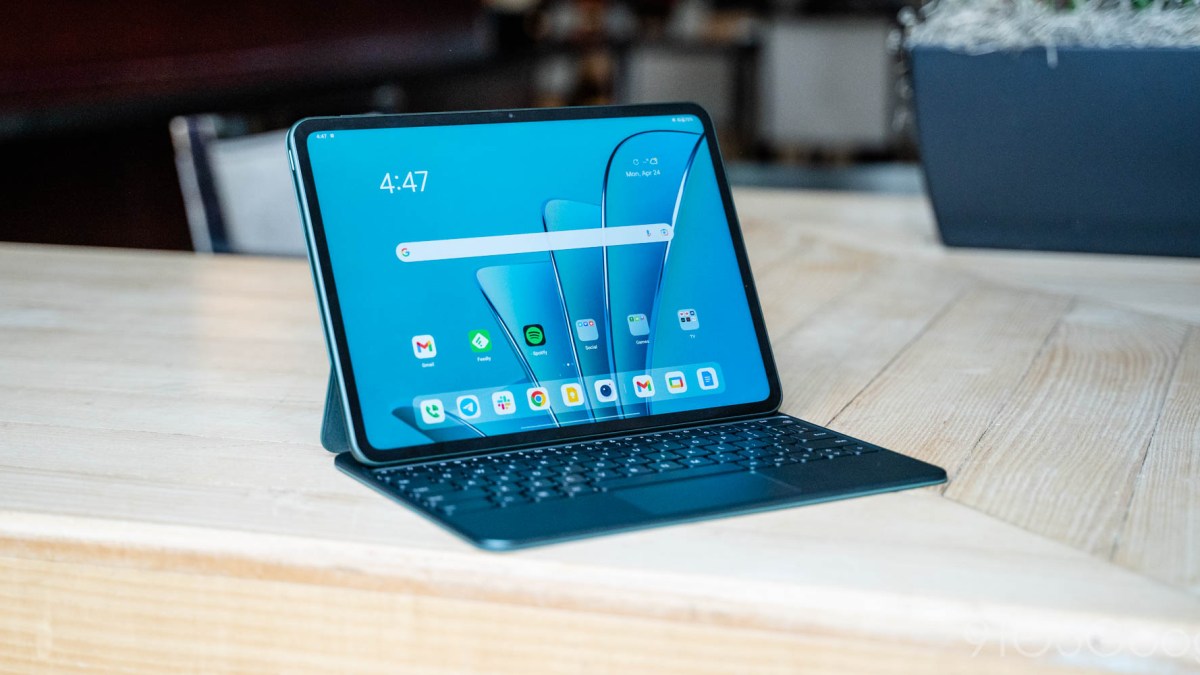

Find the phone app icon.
[
  {"left": 492, "top": 391, "right": 516, "bottom": 415},
  {"left": 575, "top": 318, "right": 598, "bottom": 342},
  {"left": 523, "top": 324, "right": 546, "bottom": 347},
  {"left": 456, "top": 394, "right": 481, "bottom": 419},
  {"left": 677, "top": 309, "right": 699, "bottom": 331},
  {"left": 627, "top": 313, "right": 649, "bottom": 336},
  {"left": 665, "top": 371, "right": 688, "bottom": 394},
  {"left": 418, "top": 398, "right": 444, "bottom": 425},
  {"left": 411, "top": 334, "right": 437, "bottom": 359},
  {"left": 527, "top": 387, "right": 550, "bottom": 410},
  {"left": 560, "top": 382, "right": 584, "bottom": 407},
  {"left": 468, "top": 329, "right": 491, "bottom": 352},
  {"left": 696, "top": 367, "right": 719, "bottom": 390},
  {"left": 594, "top": 378, "right": 618, "bottom": 403},
  {"left": 632, "top": 374, "right": 655, "bottom": 398}
]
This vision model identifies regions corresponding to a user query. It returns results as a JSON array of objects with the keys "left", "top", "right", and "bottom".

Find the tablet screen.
[{"left": 304, "top": 112, "right": 772, "bottom": 451}]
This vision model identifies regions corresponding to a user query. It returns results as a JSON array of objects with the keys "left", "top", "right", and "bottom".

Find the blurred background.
[{"left": 0, "top": 0, "right": 921, "bottom": 253}]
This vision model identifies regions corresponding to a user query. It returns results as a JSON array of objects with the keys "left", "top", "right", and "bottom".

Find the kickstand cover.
[{"left": 321, "top": 370, "right": 352, "bottom": 453}]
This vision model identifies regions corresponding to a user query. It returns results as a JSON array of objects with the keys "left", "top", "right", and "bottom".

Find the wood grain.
[
  {"left": 945, "top": 302, "right": 1189, "bottom": 559},
  {"left": 1, "top": 186, "right": 1199, "bottom": 672},
  {"left": 827, "top": 285, "right": 1071, "bottom": 477},
  {"left": 1115, "top": 327, "right": 1200, "bottom": 592},
  {"left": 0, "top": 553, "right": 1085, "bottom": 675},
  {"left": 3, "top": 510, "right": 1198, "bottom": 673},
  {"left": 772, "top": 260, "right": 973, "bottom": 425}
]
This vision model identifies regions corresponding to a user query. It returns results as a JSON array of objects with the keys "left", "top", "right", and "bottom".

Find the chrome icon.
[{"left": 526, "top": 387, "right": 550, "bottom": 410}]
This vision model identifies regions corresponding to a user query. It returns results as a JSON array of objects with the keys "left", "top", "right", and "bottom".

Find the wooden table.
[{"left": 2, "top": 189, "right": 1198, "bottom": 673}]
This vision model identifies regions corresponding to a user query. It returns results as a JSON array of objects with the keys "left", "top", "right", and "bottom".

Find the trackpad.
[{"left": 613, "top": 473, "right": 799, "bottom": 515}]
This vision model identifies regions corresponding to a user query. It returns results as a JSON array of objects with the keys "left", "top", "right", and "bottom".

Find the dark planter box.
[{"left": 909, "top": 45, "right": 1200, "bottom": 257}]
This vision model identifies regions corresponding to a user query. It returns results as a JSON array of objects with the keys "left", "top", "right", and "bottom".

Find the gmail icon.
[
  {"left": 411, "top": 334, "right": 437, "bottom": 359},
  {"left": 632, "top": 374, "right": 655, "bottom": 398}
]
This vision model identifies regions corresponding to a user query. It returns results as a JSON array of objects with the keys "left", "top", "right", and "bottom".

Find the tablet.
[{"left": 289, "top": 104, "right": 781, "bottom": 465}]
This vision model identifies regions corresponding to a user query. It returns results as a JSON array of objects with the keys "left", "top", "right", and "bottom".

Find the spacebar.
[{"left": 598, "top": 463, "right": 746, "bottom": 491}]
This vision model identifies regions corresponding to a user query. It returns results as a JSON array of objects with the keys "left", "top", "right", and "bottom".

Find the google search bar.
[{"left": 396, "top": 224, "right": 672, "bottom": 263}]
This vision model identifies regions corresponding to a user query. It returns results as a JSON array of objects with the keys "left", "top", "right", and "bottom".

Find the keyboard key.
[
  {"left": 438, "top": 499, "right": 494, "bottom": 516},
  {"left": 492, "top": 494, "right": 531, "bottom": 507},
  {"left": 804, "top": 438, "right": 853, "bottom": 451},
  {"left": 442, "top": 488, "right": 490, "bottom": 503},
  {"left": 600, "top": 462, "right": 744, "bottom": 491},
  {"left": 529, "top": 489, "right": 565, "bottom": 502},
  {"left": 651, "top": 461, "right": 685, "bottom": 471},
  {"left": 409, "top": 483, "right": 455, "bottom": 497}
]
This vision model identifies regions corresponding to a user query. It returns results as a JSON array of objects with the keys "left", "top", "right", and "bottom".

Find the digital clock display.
[{"left": 380, "top": 170, "right": 428, "bottom": 193}]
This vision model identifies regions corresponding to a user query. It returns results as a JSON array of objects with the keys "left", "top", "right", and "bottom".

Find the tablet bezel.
[{"left": 290, "top": 103, "right": 782, "bottom": 465}]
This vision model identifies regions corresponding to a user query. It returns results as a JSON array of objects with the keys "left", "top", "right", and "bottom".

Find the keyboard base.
[{"left": 336, "top": 414, "right": 947, "bottom": 551}]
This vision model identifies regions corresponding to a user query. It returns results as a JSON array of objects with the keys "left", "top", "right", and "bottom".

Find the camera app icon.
[{"left": 594, "top": 378, "right": 618, "bottom": 403}]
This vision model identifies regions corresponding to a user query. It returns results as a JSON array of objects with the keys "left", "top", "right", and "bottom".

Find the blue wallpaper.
[{"left": 308, "top": 114, "right": 770, "bottom": 449}]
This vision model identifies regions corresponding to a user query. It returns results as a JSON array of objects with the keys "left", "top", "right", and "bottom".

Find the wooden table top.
[{"left": 2, "top": 189, "right": 1198, "bottom": 673}]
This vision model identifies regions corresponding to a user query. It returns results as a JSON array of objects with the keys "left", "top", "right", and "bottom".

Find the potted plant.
[{"left": 903, "top": 0, "right": 1200, "bottom": 257}]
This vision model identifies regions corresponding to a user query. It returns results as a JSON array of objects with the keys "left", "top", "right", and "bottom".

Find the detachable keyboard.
[{"left": 369, "top": 416, "right": 879, "bottom": 518}]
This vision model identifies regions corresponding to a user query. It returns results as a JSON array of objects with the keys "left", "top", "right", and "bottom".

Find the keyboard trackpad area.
[{"left": 613, "top": 473, "right": 799, "bottom": 515}]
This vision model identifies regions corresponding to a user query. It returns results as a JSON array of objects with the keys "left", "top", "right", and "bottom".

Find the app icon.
[
  {"left": 632, "top": 374, "right": 655, "bottom": 398},
  {"left": 627, "top": 313, "right": 649, "bottom": 336},
  {"left": 418, "top": 398, "right": 444, "bottom": 425},
  {"left": 468, "top": 329, "right": 491, "bottom": 352},
  {"left": 399, "top": 247, "right": 411, "bottom": 258},
  {"left": 665, "top": 371, "right": 688, "bottom": 394},
  {"left": 456, "top": 394, "right": 480, "bottom": 419},
  {"left": 575, "top": 318, "right": 598, "bottom": 342},
  {"left": 527, "top": 387, "right": 550, "bottom": 410},
  {"left": 697, "top": 367, "right": 719, "bottom": 390},
  {"left": 492, "top": 391, "right": 516, "bottom": 415},
  {"left": 677, "top": 309, "right": 699, "bottom": 331},
  {"left": 523, "top": 324, "right": 546, "bottom": 347},
  {"left": 594, "top": 378, "right": 618, "bottom": 403},
  {"left": 560, "top": 382, "right": 584, "bottom": 407},
  {"left": 411, "top": 334, "right": 437, "bottom": 359}
]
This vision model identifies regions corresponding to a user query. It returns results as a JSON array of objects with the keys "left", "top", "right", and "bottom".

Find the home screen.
[{"left": 308, "top": 114, "right": 771, "bottom": 450}]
